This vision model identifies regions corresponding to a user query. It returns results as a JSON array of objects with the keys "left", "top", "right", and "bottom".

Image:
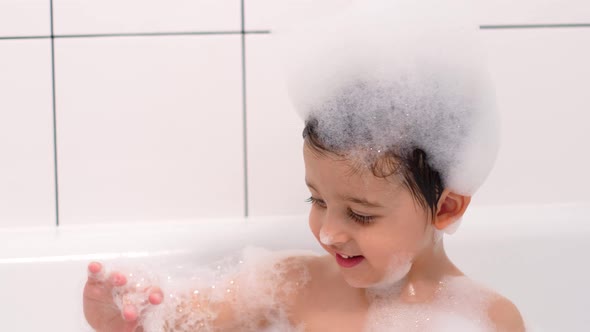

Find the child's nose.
[{"left": 319, "top": 214, "right": 350, "bottom": 246}]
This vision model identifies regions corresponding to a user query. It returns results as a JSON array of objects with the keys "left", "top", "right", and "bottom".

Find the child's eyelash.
[
  {"left": 306, "top": 197, "right": 374, "bottom": 225},
  {"left": 347, "top": 210, "right": 374, "bottom": 225},
  {"left": 305, "top": 196, "right": 325, "bottom": 207}
]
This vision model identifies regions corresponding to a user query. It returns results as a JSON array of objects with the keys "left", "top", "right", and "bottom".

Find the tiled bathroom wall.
[{"left": 1, "top": 0, "right": 589, "bottom": 228}]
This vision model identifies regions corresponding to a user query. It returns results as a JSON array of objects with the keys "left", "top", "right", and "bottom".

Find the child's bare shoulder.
[
  {"left": 274, "top": 254, "right": 338, "bottom": 300},
  {"left": 285, "top": 254, "right": 336, "bottom": 279},
  {"left": 275, "top": 254, "right": 342, "bottom": 316},
  {"left": 277, "top": 253, "right": 333, "bottom": 282},
  {"left": 487, "top": 294, "right": 526, "bottom": 332},
  {"left": 442, "top": 276, "right": 525, "bottom": 331}
]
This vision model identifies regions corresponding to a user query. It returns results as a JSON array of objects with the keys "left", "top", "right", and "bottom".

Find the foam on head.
[{"left": 275, "top": 0, "right": 499, "bottom": 197}]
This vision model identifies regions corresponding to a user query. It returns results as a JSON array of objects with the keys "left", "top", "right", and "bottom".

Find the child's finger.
[
  {"left": 148, "top": 287, "right": 164, "bottom": 305},
  {"left": 87, "top": 262, "right": 105, "bottom": 281},
  {"left": 122, "top": 304, "right": 138, "bottom": 322},
  {"left": 88, "top": 261, "right": 102, "bottom": 274},
  {"left": 109, "top": 272, "right": 128, "bottom": 287}
]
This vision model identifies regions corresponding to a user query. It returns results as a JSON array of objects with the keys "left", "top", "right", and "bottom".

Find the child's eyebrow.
[
  {"left": 306, "top": 180, "right": 383, "bottom": 208},
  {"left": 342, "top": 195, "right": 383, "bottom": 208}
]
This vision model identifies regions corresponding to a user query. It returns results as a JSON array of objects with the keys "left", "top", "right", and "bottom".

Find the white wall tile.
[
  {"left": 245, "top": 0, "right": 354, "bottom": 31},
  {"left": 246, "top": 34, "right": 310, "bottom": 216},
  {"left": 477, "top": 0, "right": 590, "bottom": 26},
  {"left": 0, "top": 0, "right": 50, "bottom": 37},
  {"left": 246, "top": 0, "right": 590, "bottom": 31},
  {"left": 53, "top": 0, "right": 241, "bottom": 35},
  {"left": 473, "top": 28, "right": 590, "bottom": 206},
  {"left": 0, "top": 39, "right": 56, "bottom": 227},
  {"left": 54, "top": 36, "right": 244, "bottom": 224}
]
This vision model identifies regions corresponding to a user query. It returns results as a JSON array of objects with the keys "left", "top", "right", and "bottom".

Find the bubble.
[
  {"left": 319, "top": 228, "right": 335, "bottom": 246},
  {"left": 369, "top": 253, "right": 414, "bottom": 292},
  {"left": 442, "top": 217, "right": 463, "bottom": 235},
  {"left": 106, "top": 247, "right": 317, "bottom": 332},
  {"left": 433, "top": 229, "right": 444, "bottom": 243},
  {"left": 276, "top": 0, "right": 499, "bottom": 198},
  {"left": 98, "top": 248, "right": 508, "bottom": 331},
  {"left": 364, "top": 276, "right": 497, "bottom": 331}
]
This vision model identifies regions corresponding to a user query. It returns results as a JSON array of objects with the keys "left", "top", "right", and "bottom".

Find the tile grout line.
[
  {"left": 0, "top": 22, "right": 587, "bottom": 41},
  {"left": 480, "top": 23, "right": 590, "bottom": 29},
  {"left": 0, "top": 30, "right": 271, "bottom": 41},
  {"left": 241, "top": 0, "right": 249, "bottom": 218},
  {"left": 1, "top": 22, "right": 589, "bottom": 41},
  {"left": 0, "top": 35, "right": 49, "bottom": 40},
  {"left": 49, "top": 0, "right": 60, "bottom": 227}
]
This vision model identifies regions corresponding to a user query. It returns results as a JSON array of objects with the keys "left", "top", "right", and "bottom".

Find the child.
[
  {"left": 83, "top": 129, "right": 525, "bottom": 331},
  {"left": 84, "top": 1, "right": 526, "bottom": 330}
]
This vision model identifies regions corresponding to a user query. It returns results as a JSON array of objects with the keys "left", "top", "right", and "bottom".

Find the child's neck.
[
  {"left": 366, "top": 239, "right": 463, "bottom": 303},
  {"left": 403, "top": 239, "right": 462, "bottom": 301}
]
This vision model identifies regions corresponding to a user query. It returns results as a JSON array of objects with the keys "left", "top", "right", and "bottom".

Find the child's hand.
[{"left": 83, "top": 262, "right": 164, "bottom": 332}]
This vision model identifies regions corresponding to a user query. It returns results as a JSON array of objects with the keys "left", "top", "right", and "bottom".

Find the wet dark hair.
[{"left": 303, "top": 117, "right": 444, "bottom": 220}]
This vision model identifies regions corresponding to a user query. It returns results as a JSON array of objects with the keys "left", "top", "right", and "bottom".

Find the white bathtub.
[{"left": 1, "top": 204, "right": 589, "bottom": 331}]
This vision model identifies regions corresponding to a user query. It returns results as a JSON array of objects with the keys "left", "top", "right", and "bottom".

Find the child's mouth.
[{"left": 335, "top": 253, "right": 365, "bottom": 268}]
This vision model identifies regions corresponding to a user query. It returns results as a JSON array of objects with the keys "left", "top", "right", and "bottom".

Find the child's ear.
[{"left": 433, "top": 189, "right": 471, "bottom": 230}]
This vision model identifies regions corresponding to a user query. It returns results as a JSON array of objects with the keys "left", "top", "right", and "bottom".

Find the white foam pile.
[
  {"left": 103, "top": 247, "right": 314, "bottom": 331},
  {"left": 275, "top": 0, "right": 500, "bottom": 196}
]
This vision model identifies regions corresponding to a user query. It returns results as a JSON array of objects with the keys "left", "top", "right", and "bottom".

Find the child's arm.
[
  {"left": 83, "top": 261, "right": 255, "bottom": 332},
  {"left": 83, "top": 255, "right": 310, "bottom": 332},
  {"left": 157, "top": 255, "right": 311, "bottom": 331},
  {"left": 156, "top": 280, "right": 267, "bottom": 331}
]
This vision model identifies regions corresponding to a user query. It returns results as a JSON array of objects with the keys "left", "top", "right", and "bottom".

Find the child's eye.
[
  {"left": 305, "top": 196, "right": 327, "bottom": 208},
  {"left": 347, "top": 209, "right": 375, "bottom": 225}
]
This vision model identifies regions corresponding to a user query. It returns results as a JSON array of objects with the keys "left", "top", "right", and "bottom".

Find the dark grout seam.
[
  {"left": 0, "top": 30, "right": 270, "bottom": 41},
  {"left": 0, "top": 35, "right": 49, "bottom": 40},
  {"left": 2, "top": 22, "right": 590, "bottom": 40},
  {"left": 241, "top": 0, "right": 249, "bottom": 218},
  {"left": 49, "top": 0, "right": 60, "bottom": 227},
  {"left": 480, "top": 23, "right": 590, "bottom": 29}
]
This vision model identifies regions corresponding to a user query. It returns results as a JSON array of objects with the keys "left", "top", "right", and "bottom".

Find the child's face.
[{"left": 304, "top": 144, "right": 438, "bottom": 288}]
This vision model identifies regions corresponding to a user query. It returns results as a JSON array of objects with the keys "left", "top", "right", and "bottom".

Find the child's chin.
[
  {"left": 344, "top": 279, "right": 373, "bottom": 289},
  {"left": 341, "top": 273, "right": 384, "bottom": 289}
]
